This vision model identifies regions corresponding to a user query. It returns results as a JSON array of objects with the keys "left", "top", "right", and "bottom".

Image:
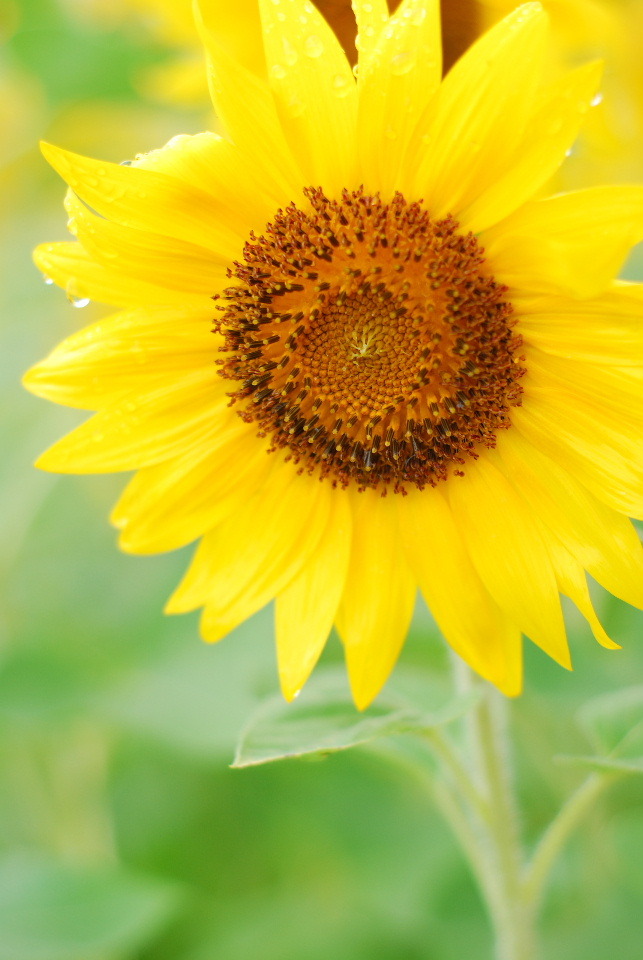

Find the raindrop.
[
  {"left": 565, "top": 147, "right": 574, "bottom": 157},
  {"left": 362, "top": 2, "right": 373, "bottom": 11},
  {"left": 70, "top": 295, "right": 91, "bottom": 309},
  {"left": 282, "top": 36, "right": 298, "bottom": 66},
  {"left": 43, "top": 276, "right": 54, "bottom": 286},
  {"left": 332, "top": 73, "right": 352, "bottom": 97},
  {"left": 304, "top": 34, "right": 324, "bottom": 58},
  {"left": 410, "top": 7, "right": 426, "bottom": 25},
  {"left": 591, "top": 91, "right": 603, "bottom": 107},
  {"left": 391, "top": 50, "right": 414, "bottom": 75},
  {"left": 352, "top": 63, "right": 360, "bottom": 79},
  {"left": 119, "top": 159, "right": 133, "bottom": 166},
  {"left": 271, "top": 63, "right": 287, "bottom": 80}
]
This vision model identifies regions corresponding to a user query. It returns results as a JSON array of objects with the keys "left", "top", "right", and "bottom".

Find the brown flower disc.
[{"left": 215, "top": 188, "right": 524, "bottom": 492}]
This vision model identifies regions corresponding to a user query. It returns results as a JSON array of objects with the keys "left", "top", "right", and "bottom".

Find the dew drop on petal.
[
  {"left": 332, "top": 73, "right": 351, "bottom": 97},
  {"left": 271, "top": 63, "right": 287, "bottom": 80},
  {"left": 43, "top": 275, "right": 54, "bottom": 286},
  {"left": 591, "top": 92, "right": 603, "bottom": 107},
  {"left": 282, "top": 36, "right": 298, "bottom": 66},
  {"left": 391, "top": 51, "right": 414, "bottom": 75},
  {"left": 304, "top": 34, "right": 324, "bottom": 58}
]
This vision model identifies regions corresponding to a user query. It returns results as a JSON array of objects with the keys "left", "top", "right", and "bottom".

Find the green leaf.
[
  {"left": 577, "top": 685, "right": 643, "bottom": 758},
  {"left": 233, "top": 667, "right": 480, "bottom": 768},
  {"left": 0, "top": 854, "right": 183, "bottom": 960}
]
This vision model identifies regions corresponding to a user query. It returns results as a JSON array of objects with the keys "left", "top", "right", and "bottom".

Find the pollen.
[{"left": 215, "top": 188, "right": 524, "bottom": 492}]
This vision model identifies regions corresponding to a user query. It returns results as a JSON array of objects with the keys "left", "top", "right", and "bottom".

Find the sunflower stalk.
[{"left": 419, "top": 665, "right": 625, "bottom": 960}]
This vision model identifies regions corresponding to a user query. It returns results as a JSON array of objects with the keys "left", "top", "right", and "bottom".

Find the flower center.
[{"left": 215, "top": 188, "right": 524, "bottom": 492}]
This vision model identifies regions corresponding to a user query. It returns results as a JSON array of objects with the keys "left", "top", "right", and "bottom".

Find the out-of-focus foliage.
[{"left": 3, "top": 1, "right": 643, "bottom": 958}]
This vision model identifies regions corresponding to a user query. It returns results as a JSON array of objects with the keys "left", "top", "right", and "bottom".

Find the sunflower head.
[{"left": 26, "top": 0, "right": 643, "bottom": 709}]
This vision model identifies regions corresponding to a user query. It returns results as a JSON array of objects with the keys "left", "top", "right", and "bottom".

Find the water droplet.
[
  {"left": 591, "top": 91, "right": 603, "bottom": 107},
  {"left": 352, "top": 63, "right": 360, "bottom": 79},
  {"left": 565, "top": 147, "right": 574, "bottom": 158},
  {"left": 282, "top": 36, "right": 298, "bottom": 66},
  {"left": 271, "top": 63, "right": 287, "bottom": 80},
  {"left": 287, "top": 95, "right": 305, "bottom": 118},
  {"left": 304, "top": 34, "right": 324, "bottom": 58},
  {"left": 119, "top": 159, "right": 133, "bottom": 166},
  {"left": 70, "top": 295, "right": 91, "bottom": 309},
  {"left": 276, "top": 10, "right": 286, "bottom": 20},
  {"left": 43, "top": 275, "right": 54, "bottom": 286},
  {"left": 410, "top": 7, "right": 426, "bottom": 25},
  {"left": 362, "top": 2, "right": 373, "bottom": 11},
  {"left": 391, "top": 50, "right": 414, "bottom": 75},
  {"left": 332, "top": 73, "right": 352, "bottom": 98}
]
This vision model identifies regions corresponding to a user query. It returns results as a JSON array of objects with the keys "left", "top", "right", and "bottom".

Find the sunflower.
[{"left": 26, "top": 0, "right": 643, "bottom": 708}]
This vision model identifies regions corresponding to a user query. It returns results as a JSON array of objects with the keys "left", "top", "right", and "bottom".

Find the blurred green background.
[{"left": 2, "top": 1, "right": 643, "bottom": 957}]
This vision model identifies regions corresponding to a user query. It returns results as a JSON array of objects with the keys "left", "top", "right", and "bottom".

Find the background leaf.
[
  {"left": 0, "top": 854, "right": 182, "bottom": 960},
  {"left": 233, "top": 667, "right": 481, "bottom": 767}
]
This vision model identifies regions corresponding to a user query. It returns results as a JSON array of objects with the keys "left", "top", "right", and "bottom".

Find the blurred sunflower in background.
[{"left": 25, "top": 0, "right": 643, "bottom": 709}]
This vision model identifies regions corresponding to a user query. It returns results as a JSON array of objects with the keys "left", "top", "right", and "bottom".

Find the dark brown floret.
[{"left": 214, "top": 188, "right": 524, "bottom": 493}]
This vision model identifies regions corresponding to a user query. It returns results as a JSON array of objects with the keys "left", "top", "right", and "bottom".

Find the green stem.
[
  {"left": 470, "top": 687, "right": 536, "bottom": 960},
  {"left": 523, "top": 771, "right": 616, "bottom": 910}
]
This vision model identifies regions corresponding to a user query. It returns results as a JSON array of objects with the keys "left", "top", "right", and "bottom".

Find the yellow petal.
[
  {"left": 169, "top": 462, "right": 332, "bottom": 640},
  {"left": 23, "top": 304, "right": 215, "bottom": 410},
  {"left": 336, "top": 489, "right": 417, "bottom": 710},
  {"left": 357, "top": 0, "right": 441, "bottom": 195},
  {"left": 518, "top": 284, "right": 643, "bottom": 366},
  {"left": 275, "top": 486, "right": 352, "bottom": 701},
  {"left": 462, "top": 60, "right": 603, "bottom": 234},
  {"left": 136, "top": 128, "right": 297, "bottom": 220},
  {"left": 399, "top": 486, "right": 522, "bottom": 695},
  {"left": 496, "top": 428, "right": 643, "bottom": 610},
  {"left": 113, "top": 430, "right": 272, "bottom": 554},
  {"left": 353, "top": 0, "right": 389, "bottom": 63},
  {"left": 447, "top": 455, "right": 570, "bottom": 668},
  {"left": 41, "top": 142, "right": 245, "bottom": 260},
  {"left": 33, "top": 242, "right": 211, "bottom": 309},
  {"left": 36, "top": 369, "right": 227, "bottom": 473},
  {"left": 409, "top": 3, "right": 547, "bottom": 216},
  {"left": 546, "top": 539, "right": 620, "bottom": 651},
  {"left": 484, "top": 186, "right": 643, "bottom": 298},
  {"left": 194, "top": 17, "right": 304, "bottom": 199},
  {"left": 64, "top": 191, "right": 229, "bottom": 295},
  {"left": 258, "top": 0, "right": 358, "bottom": 193},
  {"left": 512, "top": 402, "right": 643, "bottom": 520}
]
